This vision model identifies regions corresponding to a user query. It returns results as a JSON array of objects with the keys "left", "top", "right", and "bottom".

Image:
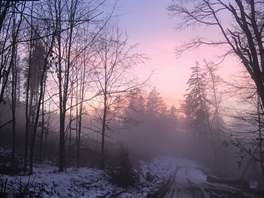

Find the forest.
[{"left": 0, "top": 0, "right": 264, "bottom": 197}]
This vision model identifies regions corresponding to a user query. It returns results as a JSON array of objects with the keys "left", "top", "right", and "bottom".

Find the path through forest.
[{"left": 150, "top": 161, "right": 250, "bottom": 198}]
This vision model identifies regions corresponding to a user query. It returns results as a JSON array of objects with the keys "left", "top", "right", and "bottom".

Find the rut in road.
[
  {"left": 159, "top": 166, "right": 247, "bottom": 198},
  {"left": 163, "top": 167, "right": 209, "bottom": 198}
]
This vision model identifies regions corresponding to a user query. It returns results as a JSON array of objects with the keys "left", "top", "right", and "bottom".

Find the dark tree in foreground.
[
  {"left": 225, "top": 74, "right": 264, "bottom": 180},
  {"left": 168, "top": 0, "right": 264, "bottom": 106}
]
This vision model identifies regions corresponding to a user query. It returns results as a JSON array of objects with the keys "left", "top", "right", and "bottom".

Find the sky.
[{"left": 107, "top": 0, "right": 242, "bottom": 107}]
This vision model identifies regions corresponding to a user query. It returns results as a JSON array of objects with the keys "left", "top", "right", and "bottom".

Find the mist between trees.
[{"left": 0, "top": 0, "right": 263, "bottom": 190}]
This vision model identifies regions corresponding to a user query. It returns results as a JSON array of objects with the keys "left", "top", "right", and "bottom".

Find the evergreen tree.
[
  {"left": 127, "top": 88, "right": 145, "bottom": 112},
  {"left": 146, "top": 87, "right": 166, "bottom": 115},
  {"left": 169, "top": 105, "right": 177, "bottom": 120},
  {"left": 24, "top": 31, "right": 46, "bottom": 100},
  {"left": 184, "top": 63, "right": 209, "bottom": 138}
]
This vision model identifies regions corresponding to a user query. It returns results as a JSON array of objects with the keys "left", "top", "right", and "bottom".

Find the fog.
[
  {"left": 0, "top": 83, "right": 261, "bottom": 178},
  {"left": 0, "top": 0, "right": 264, "bottom": 197}
]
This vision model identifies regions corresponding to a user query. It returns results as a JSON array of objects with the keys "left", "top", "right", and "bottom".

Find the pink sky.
[{"left": 110, "top": 0, "right": 242, "bottom": 107}]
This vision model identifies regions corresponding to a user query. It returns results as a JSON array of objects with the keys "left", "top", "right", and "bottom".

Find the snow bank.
[
  {"left": 1, "top": 163, "right": 118, "bottom": 197},
  {"left": 140, "top": 156, "right": 207, "bottom": 183},
  {"left": 0, "top": 156, "right": 207, "bottom": 197},
  {"left": 1, "top": 160, "right": 160, "bottom": 197},
  {"left": 139, "top": 156, "right": 177, "bottom": 179}
]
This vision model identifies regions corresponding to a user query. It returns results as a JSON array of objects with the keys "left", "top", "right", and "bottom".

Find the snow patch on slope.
[{"left": 0, "top": 155, "right": 207, "bottom": 197}]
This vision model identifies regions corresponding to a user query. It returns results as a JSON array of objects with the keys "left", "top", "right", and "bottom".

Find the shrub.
[
  {"left": 0, "top": 147, "right": 23, "bottom": 175},
  {"left": 0, "top": 178, "right": 8, "bottom": 197},
  {"left": 107, "top": 149, "right": 139, "bottom": 187}
]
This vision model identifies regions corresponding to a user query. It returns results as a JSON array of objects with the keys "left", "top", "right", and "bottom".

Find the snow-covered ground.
[
  {"left": 1, "top": 155, "right": 253, "bottom": 197},
  {"left": 140, "top": 156, "right": 207, "bottom": 183},
  {"left": 1, "top": 156, "right": 188, "bottom": 197},
  {"left": 173, "top": 158, "right": 207, "bottom": 184},
  {"left": 1, "top": 163, "right": 142, "bottom": 197}
]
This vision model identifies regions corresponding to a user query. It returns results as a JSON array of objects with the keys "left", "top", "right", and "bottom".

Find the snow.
[
  {"left": 1, "top": 155, "right": 209, "bottom": 197},
  {"left": 2, "top": 163, "right": 118, "bottom": 197},
  {"left": 140, "top": 156, "right": 207, "bottom": 183},
  {"left": 173, "top": 158, "right": 207, "bottom": 183},
  {"left": 249, "top": 180, "right": 258, "bottom": 189},
  {"left": 176, "top": 167, "right": 207, "bottom": 183},
  {"left": 140, "top": 156, "right": 177, "bottom": 179},
  {"left": 1, "top": 159, "right": 162, "bottom": 197}
]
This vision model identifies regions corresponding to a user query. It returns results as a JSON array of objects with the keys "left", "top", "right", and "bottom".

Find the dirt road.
[{"left": 149, "top": 165, "right": 249, "bottom": 198}]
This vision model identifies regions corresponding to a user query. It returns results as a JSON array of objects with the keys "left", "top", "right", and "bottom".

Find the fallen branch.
[{"left": 0, "top": 119, "right": 12, "bottom": 129}]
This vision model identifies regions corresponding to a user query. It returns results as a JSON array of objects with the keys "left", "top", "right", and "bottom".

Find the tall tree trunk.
[
  {"left": 56, "top": 0, "right": 65, "bottom": 172},
  {"left": 0, "top": 1, "right": 11, "bottom": 33},
  {"left": 58, "top": 0, "right": 77, "bottom": 171},
  {"left": 257, "top": 96, "right": 264, "bottom": 180},
  {"left": 67, "top": 85, "right": 74, "bottom": 165},
  {"left": 11, "top": 7, "right": 17, "bottom": 169},
  {"left": 77, "top": 55, "right": 86, "bottom": 168},
  {"left": 75, "top": 71, "right": 79, "bottom": 168},
  {"left": 39, "top": 81, "right": 46, "bottom": 162},
  {"left": 29, "top": 32, "right": 55, "bottom": 174},
  {"left": 24, "top": 2, "right": 34, "bottom": 172},
  {"left": 101, "top": 60, "right": 108, "bottom": 169},
  {"left": 101, "top": 101, "right": 107, "bottom": 169}
]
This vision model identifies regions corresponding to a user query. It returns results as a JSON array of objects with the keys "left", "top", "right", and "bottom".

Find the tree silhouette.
[
  {"left": 146, "top": 87, "right": 167, "bottom": 116},
  {"left": 168, "top": 0, "right": 264, "bottom": 106},
  {"left": 184, "top": 63, "right": 209, "bottom": 138}
]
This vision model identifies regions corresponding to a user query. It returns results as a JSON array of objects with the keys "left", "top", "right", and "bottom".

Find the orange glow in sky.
[{"left": 110, "top": 0, "right": 242, "bottom": 107}]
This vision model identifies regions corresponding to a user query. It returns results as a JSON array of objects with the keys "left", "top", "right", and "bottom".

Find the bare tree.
[
  {"left": 224, "top": 73, "right": 264, "bottom": 180},
  {"left": 76, "top": 53, "right": 86, "bottom": 168},
  {"left": 28, "top": 33, "right": 55, "bottom": 175},
  {"left": 90, "top": 25, "right": 145, "bottom": 168},
  {"left": 24, "top": 16, "right": 50, "bottom": 173},
  {"left": 203, "top": 60, "right": 226, "bottom": 144},
  {"left": 0, "top": 1, "right": 25, "bottom": 169},
  {"left": 0, "top": 1, "right": 13, "bottom": 32},
  {"left": 10, "top": 5, "right": 18, "bottom": 170},
  {"left": 49, "top": 0, "right": 106, "bottom": 171},
  {"left": 168, "top": 0, "right": 264, "bottom": 106},
  {"left": 24, "top": 1, "right": 38, "bottom": 172},
  {"left": 23, "top": 1, "right": 58, "bottom": 174}
]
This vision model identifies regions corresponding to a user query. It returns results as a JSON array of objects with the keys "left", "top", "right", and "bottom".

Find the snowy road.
[
  {"left": 149, "top": 159, "right": 249, "bottom": 198},
  {"left": 146, "top": 159, "right": 208, "bottom": 198},
  {"left": 162, "top": 165, "right": 209, "bottom": 198}
]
